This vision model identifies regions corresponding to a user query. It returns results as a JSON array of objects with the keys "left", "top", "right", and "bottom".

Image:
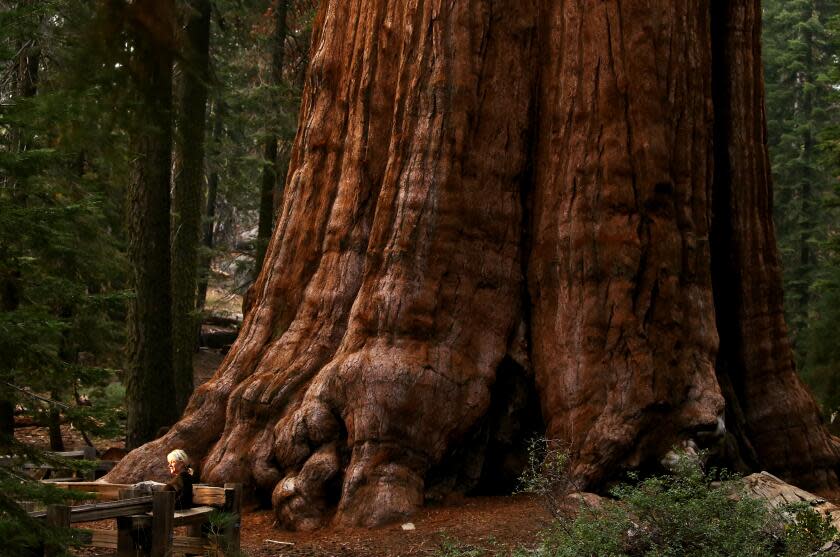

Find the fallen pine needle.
[{"left": 265, "top": 539, "right": 295, "bottom": 546}]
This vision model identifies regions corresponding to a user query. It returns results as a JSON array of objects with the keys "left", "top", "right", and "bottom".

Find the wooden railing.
[{"left": 34, "top": 481, "right": 242, "bottom": 557}]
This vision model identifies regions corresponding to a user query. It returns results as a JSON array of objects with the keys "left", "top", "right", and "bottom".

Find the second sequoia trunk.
[
  {"left": 530, "top": 0, "right": 724, "bottom": 487},
  {"left": 105, "top": 0, "right": 840, "bottom": 529}
]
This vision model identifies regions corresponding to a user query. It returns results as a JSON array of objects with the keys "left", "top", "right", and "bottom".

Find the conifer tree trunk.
[
  {"left": 124, "top": 0, "right": 179, "bottom": 449},
  {"left": 254, "top": 0, "right": 289, "bottom": 275},
  {"left": 172, "top": 0, "right": 212, "bottom": 415},
  {"left": 0, "top": 272, "right": 20, "bottom": 436},
  {"left": 195, "top": 103, "right": 223, "bottom": 319},
  {"left": 528, "top": 0, "right": 724, "bottom": 485},
  {"left": 47, "top": 407, "right": 64, "bottom": 452},
  {"left": 107, "top": 0, "right": 840, "bottom": 528}
]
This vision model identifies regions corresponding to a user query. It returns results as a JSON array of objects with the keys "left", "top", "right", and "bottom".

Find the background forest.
[
  {"left": 0, "top": 0, "right": 839, "bottom": 550},
  {"left": 0, "top": 0, "right": 315, "bottom": 448},
  {"left": 764, "top": 0, "right": 840, "bottom": 413}
]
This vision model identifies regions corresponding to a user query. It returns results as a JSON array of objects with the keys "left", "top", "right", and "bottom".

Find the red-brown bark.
[
  {"left": 105, "top": 0, "right": 840, "bottom": 529},
  {"left": 529, "top": 0, "right": 724, "bottom": 487}
]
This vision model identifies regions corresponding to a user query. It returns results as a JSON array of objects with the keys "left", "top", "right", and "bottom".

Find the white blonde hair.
[{"left": 167, "top": 449, "right": 190, "bottom": 465}]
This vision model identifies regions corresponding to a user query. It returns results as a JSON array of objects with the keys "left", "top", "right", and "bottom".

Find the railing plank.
[
  {"left": 192, "top": 484, "right": 230, "bottom": 506},
  {"left": 173, "top": 535, "right": 216, "bottom": 554},
  {"left": 29, "top": 481, "right": 244, "bottom": 555},
  {"left": 30, "top": 496, "right": 153, "bottom": 523},
  {"left": 87, "top": 531, "right": 217, "bottom": 554},
  {"left": 172, "top": 505, "right": 216, "bottom": 526},
  {"left": 49, "top": 481, "right": 131, "bottom": 500}
]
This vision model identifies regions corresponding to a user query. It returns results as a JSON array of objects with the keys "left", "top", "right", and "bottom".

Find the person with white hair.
[
  {"left": 133, "top": 449, "right": 196, "bottom": 509},
  {"left": 164, "top": 449, "right": 195, "bottom": 509}
]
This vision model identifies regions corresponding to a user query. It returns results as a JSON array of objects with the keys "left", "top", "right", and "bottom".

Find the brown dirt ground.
[
  {"left": 65, "top": 495, "right": 550, "bottom": 557},
  {"left": 18, "top": 348, "right": 552, "bottom": 556},
  {"left": 239, "top": 494, "right": 549, "bottom": 557}
]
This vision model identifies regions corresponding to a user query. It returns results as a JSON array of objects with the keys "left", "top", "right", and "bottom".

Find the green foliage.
[
  {"left": 781, "top": 502, "right": 838, "bottom": 556},
  {"left": 0, "top": 435, "right": 94, "bottom": 555},
  {"left": 506, "top": 445, "right": 837, "bottom": 557},
  {"left": 204, "top": 509, "right": 247, "bottom": 557},
  {"left": 764, "top": 0, "right": 840, "bottom": 409},
  {"left": 205, "top": 0, "right": 315, "bottom": 283},
  {"left": 435, "top": 535, "right": 489, "bottom": 557},
  {"left": 0, "top": 0, "right": 129, "bottom": 428},
  {"left": 517, "top": 438, "right": 576, "bottom": 519},
  {"left": 800, "top": 10, "right": 840, "bottom": 412},
  {"left": 531, "top": 462, "right": 836, "bottom": 557},
  {"left": 0, "top": 1, "right": 133, "bottom": 552}
]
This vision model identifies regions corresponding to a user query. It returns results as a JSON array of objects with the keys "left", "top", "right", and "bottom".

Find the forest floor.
[
  {"left": 238, "top": 494, "right": 549, "bottom": 556},
  {"left": 16, "top": 326, "right": 553, "bottom": 556}
]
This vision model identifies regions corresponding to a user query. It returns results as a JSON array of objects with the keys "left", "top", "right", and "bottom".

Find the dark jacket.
[{"left": 164, "top": 470, "right": 195, "bottom": 509}]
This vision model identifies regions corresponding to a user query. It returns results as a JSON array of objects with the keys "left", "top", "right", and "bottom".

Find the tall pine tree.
[
  {"left": 120, "top": 0, "right": 180, "bottom": 448},
  {"left": 172, "top": 0, "right": 212, "bottom": 415}
]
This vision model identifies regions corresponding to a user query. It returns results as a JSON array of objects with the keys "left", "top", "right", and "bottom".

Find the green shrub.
[
  {"left": 519, "top": 445, "right": 836, "bottom": 557},
  {"left": 516, "top": 438, "right": 577, "bottom": 519},
  {"left": 779, "top": 501, "right": 838, "bottom": 557}
]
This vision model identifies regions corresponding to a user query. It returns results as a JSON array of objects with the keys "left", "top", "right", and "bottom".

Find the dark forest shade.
[
  {"left": 105, "top": 0, "right": 840, "bottom": 528},
  {"left": 0, "top": 7, "right": 40, "bottom": 436},
  {"left": 124, "top": 0, "right": 179, "bottom": 449}
]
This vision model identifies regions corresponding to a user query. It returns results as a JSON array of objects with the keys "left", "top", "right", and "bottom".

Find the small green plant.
[
  {"left": 204, "top": 510, "right": 246, "bottom": 557},
  {"left": 516, "top": 438, "right": 578, "bottom": 518},
  {"left": 777, "top": 501, "right": 838, "bottom": 557},
  {"left": 435, "top": 534, "right": 491, "bottom": 557}
]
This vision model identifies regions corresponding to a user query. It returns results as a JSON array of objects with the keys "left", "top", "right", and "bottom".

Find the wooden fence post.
[
  {"left": 150, "top": 490, "right": 174, "bottom": 557},
  {"left": 222, "top": 483, "right": 242, "bottom": 553},
  {"left": 44, "top": 504, "right": 70, "bottom": 557},
  {"left": 117, "top": 488, "right": 141, "bottom": 557}
]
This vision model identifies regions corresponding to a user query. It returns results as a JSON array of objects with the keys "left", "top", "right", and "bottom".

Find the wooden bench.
[{"left": 35, "top": 481, "right": 242, "bottom": 557}]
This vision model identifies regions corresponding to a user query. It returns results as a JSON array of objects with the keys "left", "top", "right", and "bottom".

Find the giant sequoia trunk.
[{"left": 106, "top": 0, "right": 840, "bottom": 528}]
